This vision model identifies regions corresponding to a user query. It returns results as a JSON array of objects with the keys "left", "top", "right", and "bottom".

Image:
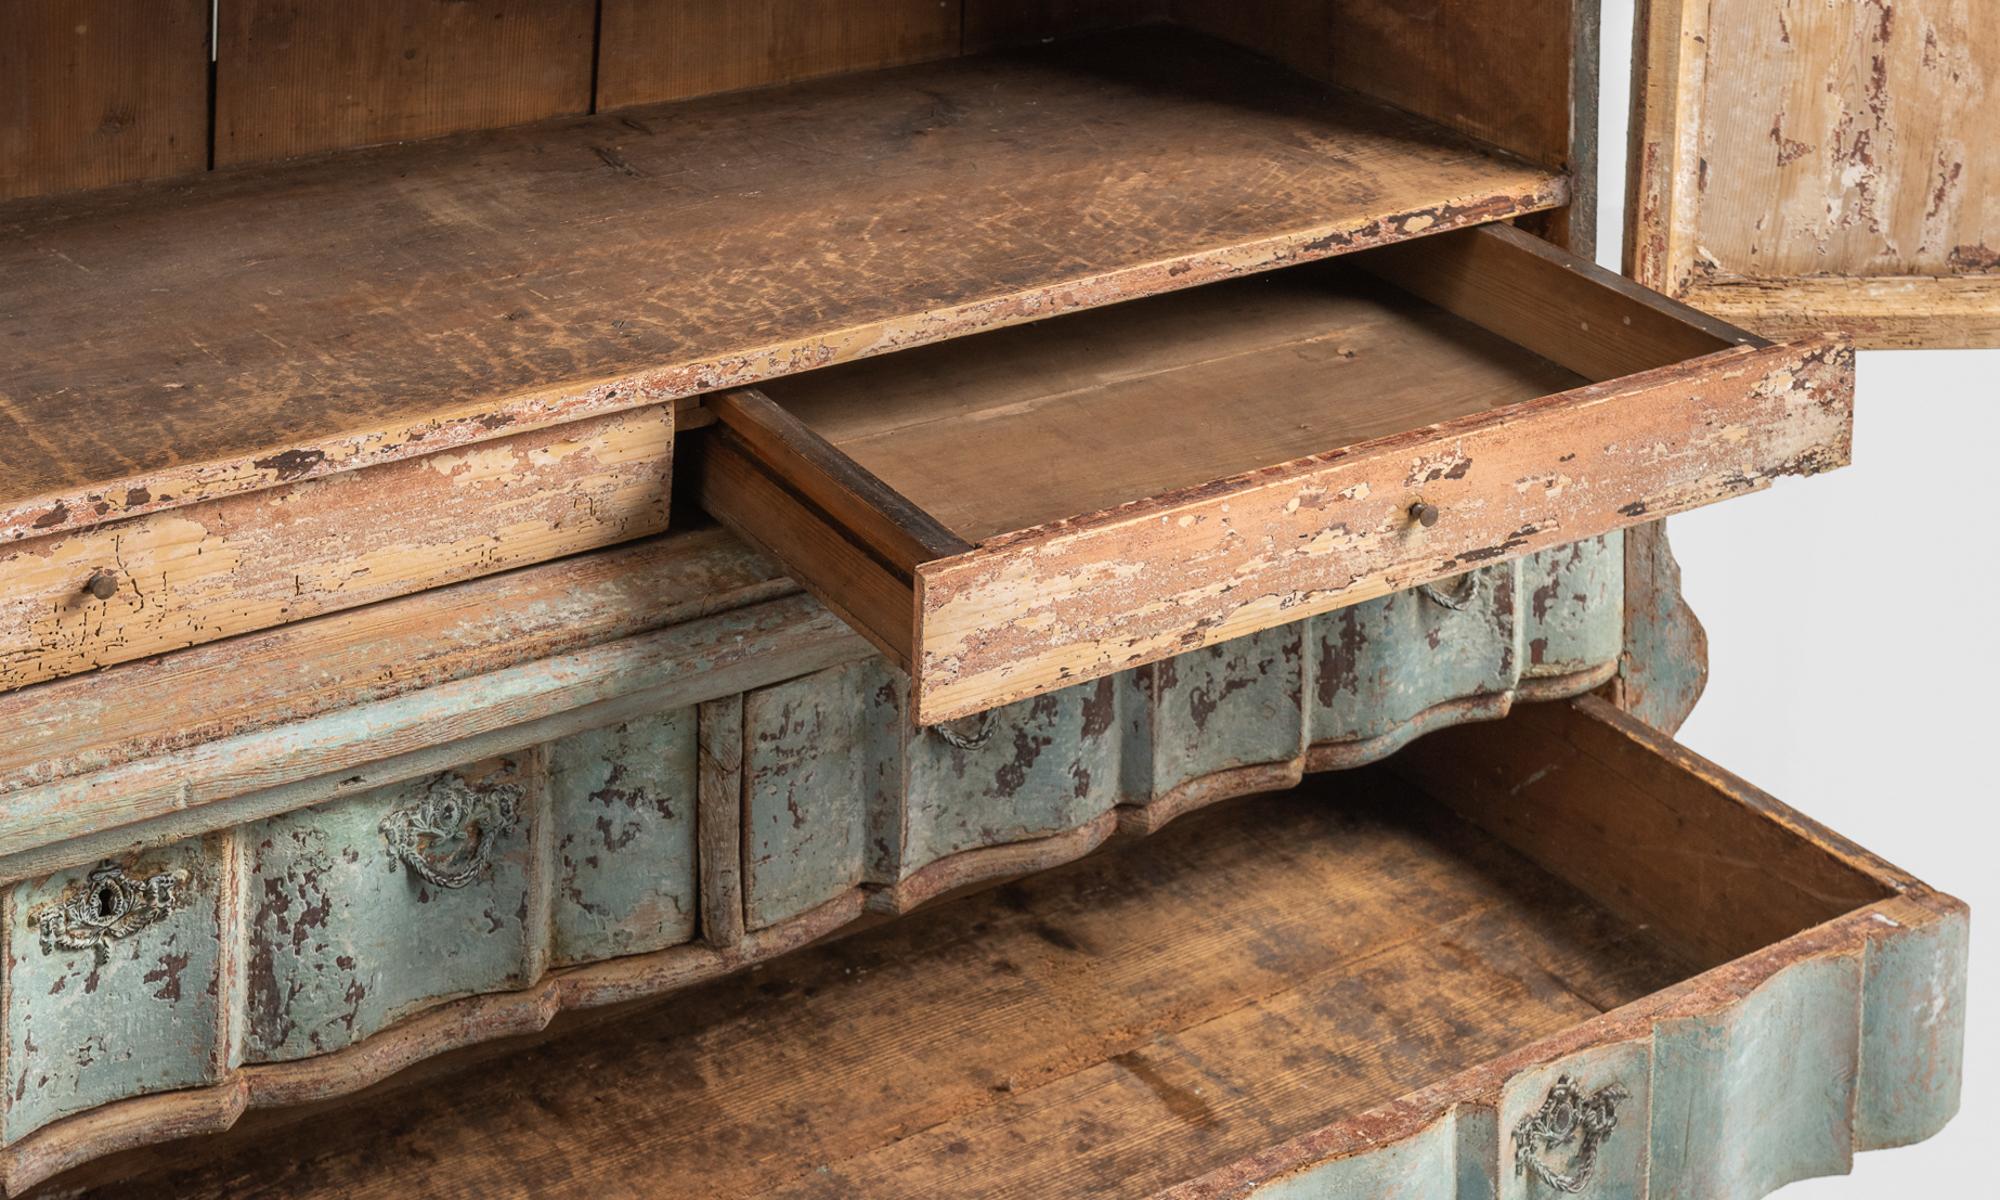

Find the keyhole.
[{"left": 95, "top": 883, "right": 119, "bottom": 920}]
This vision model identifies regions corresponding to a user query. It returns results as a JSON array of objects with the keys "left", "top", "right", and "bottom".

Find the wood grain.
[
  {"left": 213, "top": 0, "right": 596, "bottom": 166},
  {"left": 964, "top": 0, "right": 1168, "bottom": 52},
  {"left": 0, "top": 0, "right": 210, "bottom": 202},
  {"left": 0, "top": 407, "right": 673, "bottom": 692},
  {"left": 597, "top": 0, "right": 960, "bottom": 110},
  {"left": 1629, "top": 0, "right": 2000, "bottom": 348},
  {"left": 905, "top": 336, "right": 1852, "bottom": 724},
  {"left": 769, "top": 265, "right": 1585, "bottom": 542},
  {"left": 0, "top": 27, "right": 1568, "bottom": 543}
]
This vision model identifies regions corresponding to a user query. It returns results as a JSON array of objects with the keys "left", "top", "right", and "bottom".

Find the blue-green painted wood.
[
  {"left": 2, "top": 836, "right": 227, "bottom": 1143},
  {"left": 1856, "top": 902, "right": 1968, "bottom": 1150},
  {"left": 741, "top": 661, "right": 894, "bottom": 929},
  {"left": 895, "top": 676, "right": 1124, "bottom": 879},
  {"left": 1648, "top": 952, "right": 1863, "bottom": 1198},
  {"left": 548, "top": 710, "right": 699, "bottom": 967},
  {"left": 1500, "top": 1042, "right": 1649, "bottom": 1200},
  {"left": 1238, "top": 1104, "right": 1496, "bottom": 1199},
  {"left": 241, "top": 755, "right": 544, "bottom": 1064},
  {"left": 1147, "top": 623, "right": 1308, "bottom": 803},
  {"left": 1308, "top": 564, "right": 1519, "bottom": 757},
  {"left": 1521, "top": 532, "right": 1623, "bottom": 683}
]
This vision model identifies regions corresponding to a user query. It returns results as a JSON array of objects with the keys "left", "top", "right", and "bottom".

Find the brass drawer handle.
[
  {"left": 380, "top": 776, "right": 521, "bottom": 889},
  {"left": 1513, "top": 1074, "right": 1630, "bottom": 1193},
  {"left": 34, "top": 861, "right": 187, "bottom": 964}
]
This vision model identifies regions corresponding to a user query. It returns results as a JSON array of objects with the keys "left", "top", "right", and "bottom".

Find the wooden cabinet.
[{"left": 0, "top": 1, "right": 1983, "bottom": 1194}]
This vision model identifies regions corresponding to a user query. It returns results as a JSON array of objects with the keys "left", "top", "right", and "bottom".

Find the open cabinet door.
[{"left": 1629, "top": 0, "right": 1998, "bottom": 348}]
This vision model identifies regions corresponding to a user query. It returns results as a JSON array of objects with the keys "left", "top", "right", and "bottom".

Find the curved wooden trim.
[{"left": 1149, "top": 891, "right": 1965, "bottom": 1199}]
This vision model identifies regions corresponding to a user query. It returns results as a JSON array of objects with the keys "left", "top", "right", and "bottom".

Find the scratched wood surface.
[
  {"left": 0, "top": 406, "right": 673, "bottom": 692},
  {"left": 0, "top": 1, "right": 210, "bottom": 203},
  {"left": 1629, "top": 0, "right": 2000, "bottom": 347},
  {"left": 213, "top": 1, "right": 597, "bottom": 166},
  {"left": 772, "top": 267, "right": 1585, "bottom": 542},
  {"left": 0, "top": 27, "right": 1566, "bottom": 545},
  {"left": 596, "top": 0, "right": 960, "bottom": 110}
]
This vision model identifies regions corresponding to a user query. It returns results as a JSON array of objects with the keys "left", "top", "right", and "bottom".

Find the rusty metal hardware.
[
  {"left": 35, "top": 861, "right": 187, "bottom": 964},
  {"left": 380, "top": 774, "right": 522, "bottom": 890},
  {"left": 1513, "top": 1074, "right": 1630, "bottom": 1193}
]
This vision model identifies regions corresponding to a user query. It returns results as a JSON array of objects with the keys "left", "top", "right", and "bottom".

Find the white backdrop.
[{"left": 1592, "top": 4, "right": 1996, "bottom": 1194}]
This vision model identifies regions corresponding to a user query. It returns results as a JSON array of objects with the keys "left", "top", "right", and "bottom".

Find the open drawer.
[
  {"left": 93, "top": 696, "right": 1964, "bottom": 1198},
  {"left": 698, "top": 224, "right": 1854, "bottom": 724}
]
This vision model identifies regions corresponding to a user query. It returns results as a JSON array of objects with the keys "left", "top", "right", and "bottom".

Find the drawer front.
[
  {"left": 704, "top": 224, "right": 1853, "bottom": 725},
  {"left": 2, "top": 836, "right": 230, "bottom": 1144},
  {"left": 0, "top": 405, "right": 673, "bottom": 692}
]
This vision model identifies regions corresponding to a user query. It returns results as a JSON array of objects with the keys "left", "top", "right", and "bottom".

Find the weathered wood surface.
[
  {"left": 0, "top": 2, "right": 210, "bottom": 203},
  {"left": 1629, "top": 0, "right": 2000, "bottom": 348},
  {"left": 1614, "top": 520, "right": 1708, "bottom": 733},
  {"left": 0, "top": 27, "right": 1565, "bottom": 545},
  {"left": 597, "top": 0, "right": 961, "bottom": 110},
  {"left": 213, "top": 1, "right": 597, "bottom": 167},
  {"left": 31, "top": 700, "right": 1966, "bottom": 1200},
  {"left": 722, "top": 224, "right": 1831, "bottom": 724},
  {"left": 909, "top": 333, "right": 1851, "bottom": 723},
  {"left": 0, "top": 406, "right": 673, "bottom": 692},
  {"left": 0, "top": 534, "right": 1626, "bottom": 1185}
]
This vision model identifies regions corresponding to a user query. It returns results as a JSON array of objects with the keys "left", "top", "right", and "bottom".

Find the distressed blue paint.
[
  {"left": 1520, "top": 533, "right": 1623, "bottom": 683},
  {"left": 1244, "top": 1104, "right": 1494, "bottom": 1199},
  {"left": 1309, "top": 564, "right": 1519, "bottom": 752},
  {"left": 1648, "top": 953, "right": 1863, "bottom": 1199},
  {"left": 1149, "top": 624, "right": 1307, "bottom": 801},
  {"left": 241, "top": 755, "right": 543, "bottom": 1063},
  {"left": 741, "top": 660, "right": 893, "bottom": 929},
  {"left": 1856, "top": 904, "right": 1968, "bottom": 1150},
  {"left": 1500, "top": 1042, "right": 1649, "bottom": 1200},
  {"left": 547, "top": 710, "right": 699, "bottom": 967},
  {"left": 2, "top": 836, "right": 226, "bottom": 1143},
  {"left": 895, "top": 675, "right": 1123, "bottom": 879}
]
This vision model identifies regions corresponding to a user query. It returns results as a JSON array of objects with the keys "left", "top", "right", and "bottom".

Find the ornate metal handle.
[
  {"left": 1513, "top": 1075, "right": 1630, "bottom": 1193},
  {"left": 1418, "top": 571, "right": 1482, "bottom": 612},
  {"left": 380, "top": 775, "right": 522, "bottom": 890},
  {"left": 35, "top": 861, "right": 187, "bottom": 964},
  {"left": 931, "top": 709, "right": 997, "bottom": 751}
]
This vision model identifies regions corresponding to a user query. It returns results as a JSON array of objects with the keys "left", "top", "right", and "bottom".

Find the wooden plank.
[
  {"left": 1681, "top": 274, "right": 2000, "bottom": 350},
  {"left": 0, "top": 528, "right": 791, "bottom": 797},
  {"left": 712, "top": 390, "right": 969, "bottom": 568},
  {"left": 908, "top": 336, "right": 1854, "bottom": 725},
  {"left": 1395, "top": 696, "right": 1892, "bottom": 968},
  {"left": 597, "top": 0, "right": 960, "bottom": 110},
  {"left": 1176, "top": 0, "right": 1574, "bottom": 169},
  {"left": 963, "top": 0, "right": 1168, "bottom": 52},
  {"left": 696, "top": 435, "right": 915, "bottom": 668},
  {"left": 1361, "top": 223, "right": 1758, "bottom": 381},
  {"left": 770, "top": 266, "right": 1584, "bottom": 543},
  {"left": 213, "top": 0, "right": 596, "bottom": 166},
  {"left": 0, "top": 27, "right": 1569, "bottom": 543},
  {"left": 0, "top": 406, "right": 673, "bottom": 692},
  {"left": 0, "top": 1, "right": 210, "bottom": 202},
  {"left": 1628, "top": 0, "right": 2000, "bottom": 349}
]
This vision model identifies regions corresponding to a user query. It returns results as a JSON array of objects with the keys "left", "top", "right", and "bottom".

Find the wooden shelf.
[{"left": 0, "top": 26, "right": 1566, "bottom": 542}]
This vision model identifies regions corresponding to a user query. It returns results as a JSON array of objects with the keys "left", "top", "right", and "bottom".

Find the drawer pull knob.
[
  {"left": 83, "top": 570, "right": 120, "bottom": 600},
  {"left": 1513, "top": 1074, "right": 1630, "bottom": 1194},
  {"left": 1409, "top": 501, "right": 1440, "bottom": 528},
  {"left": 380, "top": 775, "right": 522, "bottom": 890},
  {"left": 33, "top": 861, "right": 187, "bottom": 965}
]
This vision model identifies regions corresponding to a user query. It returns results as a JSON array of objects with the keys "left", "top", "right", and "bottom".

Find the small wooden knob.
[
  {"left": 83, "top": 571, "right": 119, "bottom": 600},
  {"left": 1409, "top": 501, "right": 1440, "bottom": 528}
]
